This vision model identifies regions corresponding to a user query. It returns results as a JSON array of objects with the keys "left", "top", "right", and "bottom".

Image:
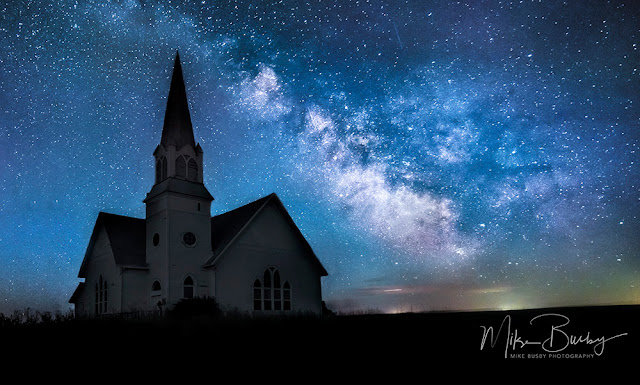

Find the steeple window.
[
  {"left": 176, "top": 156, "right": 186, "bottom": 179},
  {"left": 175, "top": 155, "right": 197, "bottom": 181},
  {"left": 156, "top": 156, "right": 168, "bottom": 183},
  {"left": 188, "top": 158, "right": 198, "bottom": 182}
]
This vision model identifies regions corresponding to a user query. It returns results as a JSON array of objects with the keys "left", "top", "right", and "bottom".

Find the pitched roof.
[
  {"left": 69, "top": 282, "right": 85, "bottom": 304},
  {"left": 210, "top": 194, "right": 272, "bottom": 255},
  {"left": 78, "top": 212, "right": 147, "bottom": 278},
  {"left": 206, "top": 193, "right": 328, "bottom": 276},
  {"left": 160, "top": 51, "right": 196, "bottom": 150},
  {"left": 76, "top": 194, "right": 327, "bottom": 280}
]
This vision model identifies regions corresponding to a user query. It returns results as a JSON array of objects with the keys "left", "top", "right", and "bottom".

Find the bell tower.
[{"left": 144, "top": 52, "right": 214, "bottom": 308}]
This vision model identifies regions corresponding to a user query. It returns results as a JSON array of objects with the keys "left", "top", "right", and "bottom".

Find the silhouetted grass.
[
  {"left": 0, "top": 308, "right": 75, "bottom": 327},
  {"left": 3, "top": 303, "right": 638, "bottom": 366}
]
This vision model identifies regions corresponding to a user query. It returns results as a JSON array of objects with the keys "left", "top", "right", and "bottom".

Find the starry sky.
[{"left": 1, "top": 0, "right": 639, "bottom": 314}]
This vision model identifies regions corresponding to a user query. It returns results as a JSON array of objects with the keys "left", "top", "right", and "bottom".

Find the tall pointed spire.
[{"left": 161, "top": 51, "right": 196, "bottom": 149}]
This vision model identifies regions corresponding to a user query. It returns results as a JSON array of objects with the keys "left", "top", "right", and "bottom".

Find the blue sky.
[{"left": 1, "top": 0, "right": 639, "bottom": 314}]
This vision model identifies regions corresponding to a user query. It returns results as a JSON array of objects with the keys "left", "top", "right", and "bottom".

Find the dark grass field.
[{"left": 4, "top": 304, "right": 637, "bottom": 369}]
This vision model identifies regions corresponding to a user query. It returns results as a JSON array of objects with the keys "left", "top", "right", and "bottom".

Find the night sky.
[{"left": 1, "top": 0, "right": 639, "bottom": 314}]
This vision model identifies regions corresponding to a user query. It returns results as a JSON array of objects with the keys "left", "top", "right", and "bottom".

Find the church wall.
[
  {"left": 145, "top": 195, "right": 169, "bottom": 312},
  {"left": 214, "top": 201, "right": 323, "bottom": 314},
  {"left": 164, "top": 194, "right": 212, "bottom": 307},
  {"left": 79, "top": 226, "right": 123, "bottom": 316},
  {"left": 121, "top": 269, "right": 151, "bottom": 313},
  {"left": 145, "top": 187, "right": 213, "bottom": 310}
]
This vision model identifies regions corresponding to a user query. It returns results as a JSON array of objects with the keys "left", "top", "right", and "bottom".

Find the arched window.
[
  {"left": 161, "top": 156, "right": 167, "bottom": 180},
  {"left": 156, "top": 156, "right": 167, "bottom": 183},
  {"left": 263, "top": 269, "right": 272, "bottom": 310},
  {"left": 273, "top": 270, "right": 282, "bottom": 311},
  {"left": 188, "top": 158, "right": 198, "bottom": 182},
  {"left": 283, "top": 281, "right": 291, "bottom": 311},
  {"left": 102, "top": 278, "right": 108, "bottom": 314},
  {"left": 152, "top": 280, "right": 161, "bottom": 292},
  {"left": 95, "top": 275, "right": 107, "bottom": 315},
  {"left": 183, "top": 276, "right": 194, "bottom": 299},
  {"left": 254, "top": 268, "right": 290, "bottom": 312},
  {"left": 253, "top": 279, "right": 262, "bottom": 311},
  {"left": 176, "top": 155, "right": 186, "bottom": 179}
]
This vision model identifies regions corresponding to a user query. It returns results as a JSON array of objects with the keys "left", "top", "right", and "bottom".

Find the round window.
[
  {"left": 183, "top": 232, "right": 196, "bottom": 246},
  {"left": 153, "top": 233, "right": 160, "bottom": 247}
]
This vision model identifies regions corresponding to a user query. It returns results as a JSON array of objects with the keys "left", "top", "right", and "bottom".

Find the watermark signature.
[{"left": 480, "top": 313, "right": 628, "bottom": 359}]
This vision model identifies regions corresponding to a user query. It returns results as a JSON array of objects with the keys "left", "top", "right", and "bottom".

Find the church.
[{"left": 69, "top": 53, "right": 328, "bottom": 317}]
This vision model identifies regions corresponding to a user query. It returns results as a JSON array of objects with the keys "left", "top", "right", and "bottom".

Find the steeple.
[
  {"left": 146, "top": 52, "right": 211, "bottom": 195},
  {"left": 161, "top": 51, "right": 196, "bottom": 149},
  {"left": 144, "top": 53, "right": 214, "bottom": 304}
]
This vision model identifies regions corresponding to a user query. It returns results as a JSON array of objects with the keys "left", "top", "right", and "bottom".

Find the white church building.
[{"left": 69, "top": 53, "right": 328, "bottom": 317}]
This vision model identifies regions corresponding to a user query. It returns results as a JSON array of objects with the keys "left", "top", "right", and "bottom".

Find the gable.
[
  {"left": 209, "top": 194, "right": 271, "bottom": 256},
  {"left": 205, "top": 193, "right": 328, "bottom": 276},
  {"left": 77, "top": 212, "right": 147, "bottom": 278}
]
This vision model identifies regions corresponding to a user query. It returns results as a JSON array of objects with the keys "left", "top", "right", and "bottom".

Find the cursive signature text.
[{"left": 480, "top": 313, "right": 628, "bottom": 358}]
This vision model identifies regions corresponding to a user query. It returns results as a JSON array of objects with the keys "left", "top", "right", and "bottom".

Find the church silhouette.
[{"left": 69, "top": 53, "right": 328, "bottom": 316}]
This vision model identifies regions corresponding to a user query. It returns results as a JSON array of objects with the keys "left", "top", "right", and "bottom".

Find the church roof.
[
  {"left": 68, "top": 282, "right": 85, "bottom": 304},
  {"left": 160, "top": 51, "right": 196, "bottom": 150},
  {"left": 76, "top": 194, "right": 327, "bottom": 280},
  {"left": 210, "top": 194, "right": 273, "bottom": 255},
  {"left": 77, "top": 212, "right": 147, "bottom": 278},
  {"left": 206, "top": 193, "right": 329, "bottom": 276}
]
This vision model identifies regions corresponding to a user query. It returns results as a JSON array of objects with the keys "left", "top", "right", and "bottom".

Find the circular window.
[
  {"left": 153, "top": 233, "right": 160, "bottom": 247},
  {"left": 183, "top": 232, "right": 196, "bottom": 246}
]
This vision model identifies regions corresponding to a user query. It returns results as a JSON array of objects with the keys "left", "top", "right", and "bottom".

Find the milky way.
[{"left": 1, "top": 0, "right": 638, "bottom": 313}]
